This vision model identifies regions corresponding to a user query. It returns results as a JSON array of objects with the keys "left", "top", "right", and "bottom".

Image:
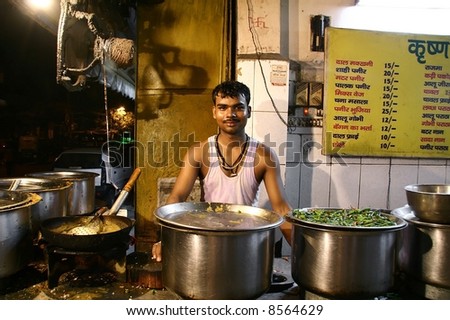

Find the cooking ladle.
[
  {"left": 83, "top": 206, "right": 109, "bottom": 231},
  {"left": 54, "top": 207, "right": 108, "bottom": 235}
]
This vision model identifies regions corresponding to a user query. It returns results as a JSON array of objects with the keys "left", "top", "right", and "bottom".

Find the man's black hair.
[{"left": 212, "top": 80, "right": 251, "bottom": 105}]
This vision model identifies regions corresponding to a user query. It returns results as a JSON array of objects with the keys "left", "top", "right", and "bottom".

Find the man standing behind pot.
[{"left": 152, "top": 80, "right": 292, "bottom": 261}]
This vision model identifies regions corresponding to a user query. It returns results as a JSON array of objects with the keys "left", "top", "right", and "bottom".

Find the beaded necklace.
[{"left": 215, "top": 134, "right": 249, "bottom": 177}]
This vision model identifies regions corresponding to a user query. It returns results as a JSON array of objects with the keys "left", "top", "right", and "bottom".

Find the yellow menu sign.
[{"left": 323, "top": 27, "right": 450, "bottom": 158}]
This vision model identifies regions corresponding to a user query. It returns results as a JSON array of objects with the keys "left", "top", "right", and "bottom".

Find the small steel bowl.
[{"left": 405, "top": 184, "right": 450, "bottom": 224}]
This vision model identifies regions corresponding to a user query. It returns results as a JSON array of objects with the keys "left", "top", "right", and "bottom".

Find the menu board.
[{"left": 323, "top": 27, "right": 450, "bottom": 158}]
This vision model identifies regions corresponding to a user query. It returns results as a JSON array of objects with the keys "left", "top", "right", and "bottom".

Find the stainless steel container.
[
  {"left": 392, "top": 205, "right": 450, "bottom": 290},
  {"left": 27, "top": 171, "right": 98, "bottom": 215},
  {"left": 404, "top": 184, "right": 450, "bottom": 223},
  {"left": 155, "top": 202, "right": 283, "bottom": 300},
  {"left": 0, "top": 191, "right": 41, "bottom": 278},
  {"left": 286, "top": 208, "right": 407, "bottom": 298},
  {"left": 0, "top": 177, "right": 72, "bottom": 238}
]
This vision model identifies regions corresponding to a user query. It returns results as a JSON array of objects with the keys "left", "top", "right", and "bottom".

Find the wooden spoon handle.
[{"left": 123, "top": 168, "right": 141, "bottom": 192}]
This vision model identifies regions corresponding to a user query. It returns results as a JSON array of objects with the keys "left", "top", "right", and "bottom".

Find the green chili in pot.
[{"left": 292, "top": 208, "right": 396, "bottom": 227}]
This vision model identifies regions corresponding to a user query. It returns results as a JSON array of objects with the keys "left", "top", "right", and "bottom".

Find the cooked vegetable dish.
[
  {"left": 292, "top": 208, "right": 396, "bottom": 227},
  {"left": 165, "top": 210, "right": 270, "bottom": 229}
]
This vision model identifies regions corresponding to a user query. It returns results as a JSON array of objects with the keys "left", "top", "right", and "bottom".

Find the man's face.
[{"left": 212, "top": 93, "right": 251, "bottom": 135}]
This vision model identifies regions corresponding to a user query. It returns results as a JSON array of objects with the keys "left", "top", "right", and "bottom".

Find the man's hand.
[{"left": 152, "top": 241, "right": 162, "bottom": 262}]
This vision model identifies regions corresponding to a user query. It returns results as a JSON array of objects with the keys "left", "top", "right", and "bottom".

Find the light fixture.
[
  {"left": 26, "top": 0, "right": 53, "bottom": 10},
  {"left": 355, "top": 0, "right": 450, "bottom": 9},
  {"left": 116, "top": 106, "right": 127, "bottom": 117},
  {"left": 310, "top": 15, "right": 330, "bottom": 52}
]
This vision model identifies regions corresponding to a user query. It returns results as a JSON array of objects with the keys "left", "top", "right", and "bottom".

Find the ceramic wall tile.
[
  {"left": 299, "top": 163, "right": 331, "bottom": 208},
  {"left": 329, "top": 164, "right": 361, "bottom": 207},
  {"left": 286, "top": 134, "right": 301, "bottom": 164},
  {"left": 418, "top": 158, "right": 447, "bottom": 166},
  {"left": 236, "top": 59, "right": 256, "bottom": 89},
  {"left": 359, "top": 165, "right": 390, "bottom": 209},
  {"left": 306, "top": 134, "right": 329, "bottom": 165},
  {"left": 252, "top": 60, "right": 290, "bottom": 113},
  {"left": 389, "top": 165, "right": 419, "bottom": 209},
  {"left": 331, "top": 155, "right": 361, "bottom": 165},
  {"left": 252, "top": 111, "right": 289, "bottom": 166},
  {"left": 390, "top": 158, "right": 419, "bottom": 165},
  {"left": 286, "top": 162, "right": 301, "bottom": 208},
  {"left": 361, "top": 157, "right": 391, "bottom": 165},
  {"left": 418, "top": 165, "right": 447, "bottom": 184}
]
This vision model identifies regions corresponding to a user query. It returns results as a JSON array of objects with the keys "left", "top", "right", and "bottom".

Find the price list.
[
  {"left": 380, "top": 62, "right": 399, "bottom": 151},
  {"left": 323, "top": 27, "right": 450, "bottom": 158}
]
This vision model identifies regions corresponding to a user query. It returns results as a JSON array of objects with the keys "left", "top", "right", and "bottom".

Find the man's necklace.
[{"left": 215, "top": 134, "right": 249, "bottom": 177}]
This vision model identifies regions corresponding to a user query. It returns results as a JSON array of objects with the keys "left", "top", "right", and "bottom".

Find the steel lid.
[{"left": 155, "top": 202, "right": 283, "bottom": 231}]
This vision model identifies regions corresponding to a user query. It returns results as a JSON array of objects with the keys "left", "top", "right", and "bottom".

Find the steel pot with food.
[
  {"left": 0, "top": 190, "right": 42, "bottom": 278},
  {"left": 154, "top": 202, "right": 283, "bottom": 300},
  {"left": 0, "top": 177, "right": 72, "bottom": 238},
  {"left": 286, "top": 207, "right": 407, "bottom": 298},
  {"left": 392, "top": 205, "right": 450, "bottom": 291}
]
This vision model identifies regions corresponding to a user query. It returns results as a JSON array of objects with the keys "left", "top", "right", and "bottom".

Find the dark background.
[{"left": 0, "top": 2, "right": 134, "bottom": 175}]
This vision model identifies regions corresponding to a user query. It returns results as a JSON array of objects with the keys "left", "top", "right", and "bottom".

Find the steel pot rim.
[
  {"left": 155, "top": 202, "right": 283, "bottom": 232},
  {"left": 392, "top": 205, "right": 450, "bottom": 228},
  {"left": 286, "top": 207, "right": 407, "bottom": 231},
  {"left": 27, "top": 171, "right": 99, "bottom": 180},
  {"left": 404, "top": 183, "right": 450, "bottom": 195},
  {"left": 0, "top": 190, "right": 42, "bottom": 212},
  {"left": 0, "top": 177, "right": 73, "bottom": 193}
]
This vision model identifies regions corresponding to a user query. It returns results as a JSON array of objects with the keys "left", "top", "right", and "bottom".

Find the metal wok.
[{"left": 40, "top": 215, "right": 135, "bottom": 251}]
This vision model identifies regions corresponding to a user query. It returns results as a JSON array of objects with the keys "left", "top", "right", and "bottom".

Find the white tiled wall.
[
  {"left": 237, "top": 58, "right": 290, "bottom": 209},
  {"left": 286, "top": 132, "right": 450, "bottom": 211}
]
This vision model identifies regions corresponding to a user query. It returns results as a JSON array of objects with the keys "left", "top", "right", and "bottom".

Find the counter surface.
[{"left": 0, "top": 255, "right": 299, "bottom": 300}]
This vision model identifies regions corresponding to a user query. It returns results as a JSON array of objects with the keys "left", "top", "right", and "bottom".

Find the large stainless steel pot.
[
  {"left": 286, "top": 208, "right": 407, "bottom": 298},
  {"left": 0, "top": 190, "right": 42, "bottom": 278},
  {"left": 392, "top": 205, "right": 450, "bottom": 290},
  {"left": 0, "top": 177, "right": 72, "bottom": 238},
  {"left": 27, "top": 171, "right": 98, "bottom": 215},
  {"left": 155, "top": 202, "right": 283, "bottom": 300}
]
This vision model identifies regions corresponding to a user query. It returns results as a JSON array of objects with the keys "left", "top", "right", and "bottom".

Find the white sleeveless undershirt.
[{"left": 201, "top": 135, "right": 260, "bottom": 206}]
